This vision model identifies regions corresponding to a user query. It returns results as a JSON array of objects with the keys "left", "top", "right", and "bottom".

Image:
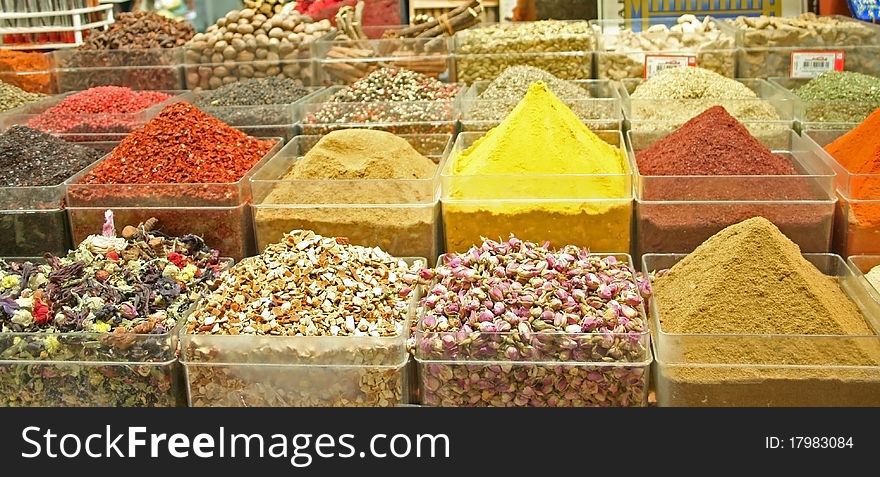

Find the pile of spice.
[
  {"left": 650, "top": 217, "right": 880, "bottom": 406},
  {"left": 184, "top": 229, "right": 419, "bottom": 406},
  {"left": 0, "top": 50, "right": 53, "bottom": 94},
  {"left": 636, "top": 106, "right": 832, "bottom": 253},
  {"left": 444, "top": 81, "right": 631, "bottom": 253},
  {"left": 185, "top": 7, "right": 334, "bottom": 90},
  {"left": 467, "top": 65, "right": 610, "bottom": 124},
  {"left": 303, "top": 67, "right": 459, "bottom": 131},
  {"left": 79, "top": 11, "right": 195, "bottom": 50},
  {"left": 254, "top": 129, "right": 437, "bottom": 260},
  {"left": 0, "top": 125, "right": 103, "bottom": 187},
  {"left": 629, "top": 67, "right": 780, "bottom": 123},
  {"left": 866, "top": 265, "right": 880, "bottom": 293},
  {"left": 0, "top": 126, "right": 104, "bottom": 256},
  {"left": 26, "top": 86, "right": 172, "bottom": 134},
  {"left": 793, "top": 72, "right": 880, "bottom": 126},
  {"left": 194, "top": 76, "right": 312, "bottom": 125},
  {"left": 0, "top": 79, "right": 46, "bottom": 112},
  {"left": 69, "top": 102, "right": 276, "bottom": 260},
  {"left": 455, "top": 20, "right": 595, "bottom": 83},
  {"left": 0, "top": 213, "right": 226, "bottom": 407},
  {"left": 415, "top": 236, "right": 651, "bottom": 407},
  {"left": 823, "top": 107, "right": 880, "bottom": 254}
]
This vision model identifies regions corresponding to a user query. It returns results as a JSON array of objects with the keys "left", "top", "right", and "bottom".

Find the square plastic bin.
[
  {"left": 643, "top": 253, "right": 880, "bottom": 407},
  {"left": 633, "top": 129, "right": 837, "bottom": 256},
  {"left": 2, "top": 89, "right": 184, "bottom": 136},
  {"left": 183, "top": 56, "right": 319, "bottom": 91},
  {"left": 0, "top": 51, "right": 57, "bottom": 94},
  {"left": 414, "top": 254, "right": 652, "bottom": 407},
  {"left": 180, "top": 261, "right": 423, "bottom": 407},
  {"left": 298, "top": 85, "right": 461, "bottom": 137},
  {"left": 0, "top": 139, "right": 114, "bottom": 257},
  {"left": 251, "top": 134, "right": 450, "bottom": 263},
  {"left": 53, "top": 48, "right": 185, "bottom": 92},
  {"left": 591, "top": 17, "right": 737, "bottom": 81},
  {"left": 803, "top": 129, "right": 880, "bottom": 256},
  {"left": 459, "top": 80, "right": 621, "bottom": 133},
  {"left": 451, "top": 21, "right": 596, "bottom": 83},
  {"left": 0, "top": 306, "right": 183, "bottom": 407},
  {"left": 65, "top": 139, "right": 282, "bottom": 261},
  {"left": 769, "top": 77, "right": 877, "bottom": 130},
  {"left": 441, "top": 130, "right": 633, "bottom": 254},
  {"left": 313, "top": 28, "right": 452, "bottom": 86}
]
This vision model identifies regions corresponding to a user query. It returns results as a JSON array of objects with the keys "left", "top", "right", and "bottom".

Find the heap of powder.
[
  {"left": 445, "top": 81, "right": 630, "bottom": 252},
  {"left": 196, "top": 77, "right": 313, "bottom": 107},
  {"left": 470, "top": 66, "right": 595, "bottom": 121},
  {"left": 0, "top": 125, "right": 102, "bottom": 186},
  {"left": 255, "top": 129, "right": 437, "bottom": 261},
  {"left": 27, "top": 86, "right": 171, "bottom": 133},
  {"left": 636, "top": 106, "right": 795, "bottom": 177},
  {"left": 287, "top": 129, "right": 435, "bottom": 180},
  {"left": 824, "top": 107, "right": 880, "bottom": 199},
  {"left": 80, "top": 102, "right": 275, "bottom": 184},
  {"left": 0, "top": 80, "right": 45, "bottom": 112},
  {"left": 629, "top": 67, "right": 779, "bottom": 122},
  {"left": 866, "top": 265, "right": 880, "bottom": 293},
  {"left": 654, "top": 217, "right": 872, "bottom": 335}
]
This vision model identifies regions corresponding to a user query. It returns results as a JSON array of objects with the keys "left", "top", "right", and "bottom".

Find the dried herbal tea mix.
[
  {"left": 184, "top": 229, "right": 421, "bottom": 407},
  {"left": 649, "top": 217, "right": 880, "bottom": 406},
  {"left": 415, "top": 236, "right": 652, "bottom": 407},
  {"left": 0, "top": 212, "right": 226, "bottom": 407}
]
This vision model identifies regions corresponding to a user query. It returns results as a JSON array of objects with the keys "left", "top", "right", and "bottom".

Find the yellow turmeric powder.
[{"left": 442, "top": 81, "right": 632, "bottom": 253}]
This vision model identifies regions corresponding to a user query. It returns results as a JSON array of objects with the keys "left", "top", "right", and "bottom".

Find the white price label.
[
  {"left": 644, "top": 55, "right": 697, "bottom": 78},
  {"left": 790, "top": 51, "right": 845, "bottom": 78}
]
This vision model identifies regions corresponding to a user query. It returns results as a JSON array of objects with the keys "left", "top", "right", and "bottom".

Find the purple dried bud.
[
  {"left": 586, "top": 273, "right": 601, "bottom": 289},
  {"left": 419, "top": 268, "right": 435, "bottom": 280},
  {"left": 598, "top": 283, "right": 615, "bottom": 300},
  {"left": 505, "top": 346, "right": 520, "bottom": 360},
  {"left": 489, "top": 285, "right": 503, "bottom": 302},
  {"left": 398, "top": 287, "right": 413, "bottom": 298},
  {"left": 479, "top": 321, "right": 497, "bottom": 332},
  {"left": 621, "top": 304, "right": 639, "bottom": 319},
  {"left": 540, "top": 309, "right": 554, "bottom": 322},
  {"left": 492, "top": 301, "right": 505, "bottom": 316},
  {"left": 565, "top": 324, "right": 582, "bottom": 333},
  {"left": 638, "top": 277, "right": 653, "bottom": 297},
  {"left": 441, "top": 334, "right": 456, "bottom": 348},
  {"left": 119, "top": 303, "right": 137, "bottom": 319},
  {"left": 553, "top": 313, "right": 566, "bottom": 327},
  {"left": 478, "top": 310, "right": 494, "bottom": 322},
  {"left": 605, "top": 256, "right": 618, "bottom": 265},
  {"left": 422, "top": 314, "right": 437, "bottom": 329}
]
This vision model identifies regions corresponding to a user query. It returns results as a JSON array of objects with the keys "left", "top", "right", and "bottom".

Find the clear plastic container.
[
  {"left": 769, "top": 77, "right": 880, "bottom": 129},
  {"left": 415, "top": 254, "right": 652, "bottom": 407},
  {"left": 180, "top": 262, "right": 423, "bottom": 407},
  {"left": 803, "top": 129, "right": 880, "bottom": 256},
  {"left": 298, "top": 85, "right": 461, "bottom": 137},
  {"left": 0, "top": 312, "right": 183, "bottom": 407},
  {"left": 459, "top": 80, "right": 621, "bottom": 132},
  {"left": 592, "top": 17, "right": 737, "bottom": 81},
  {"left": 633, "top": 129, "right": 837, "bottom": 255},
  {"left": 313, "top": 27, "right": 452, "bottom": 86},
  {"left": 183, "top": 56, "right": 319, "bottom": 91},
  {"left": 251, "top": 134, "right": 451, "bottom": 263},
  {"left": 52, "top": 48, "right": 185, "bottom": 92},
  {"left": 3, "top": 89, "right": 184, "bottom": 135},
  {"left": 0, "top": 51, "right": 57, "bottom": 94},
  {"left": 849, "top": 255, "right": 880, "bottom": 299},
  {"left": 65, "top": 140, "right": 283, "bottom": 261},
  {"left": 441, "top": 131, "right": 633, "bottom": 254},
  {"left": 452, "top": 20, "right": 596, "bottom": 83},
  {"left": 0, "top": 139, "right": 114, "bottom": 257},
  {"left": 644, "top": 253, "right": 880, "bottom": 407}
]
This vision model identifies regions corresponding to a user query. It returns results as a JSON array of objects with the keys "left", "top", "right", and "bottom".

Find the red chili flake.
[
  {"left": 166, "top": 252, "right": 186, "bottom": 268},
  {"left": 105, "top": 251, "right": 120, "bottom": 261},
  {"left": 27, "top": 86, "right": 171, "bottom": 134},
  {"left": 79, "top": 102, "right": 274, "bottom": 185},
  {"left": 33, "top": 299, "right": 50, "bottom": 325}
]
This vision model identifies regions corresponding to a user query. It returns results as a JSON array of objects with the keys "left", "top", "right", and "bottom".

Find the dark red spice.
[
  {"left": 635, "top": 106, "right": 834, "bottom": 254},
  {"left": 80, "top": 101, "right": 274, "bottom": 185},
  {"left": 27, "top": 86, "right": 171, "bottom": 134}
]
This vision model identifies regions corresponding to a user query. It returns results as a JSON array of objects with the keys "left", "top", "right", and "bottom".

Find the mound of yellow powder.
[{"left": 447, "top": 81, "right": 628, "bottom": 200}]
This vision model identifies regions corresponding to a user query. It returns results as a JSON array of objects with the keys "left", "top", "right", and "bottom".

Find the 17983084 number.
[{"left": 790, "top": 437, "right": 854, "bottom": 449}]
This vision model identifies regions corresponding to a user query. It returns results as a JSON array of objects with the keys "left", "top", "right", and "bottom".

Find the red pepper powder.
[
  {"left": 80, "top": 101, "right": 274, "bottom": 185},
  {"left": 635, "top": 106, "right": 834, "bottom": 254},
  {"left": 27, "top": 86, "right": 171, "bottom": 134}
]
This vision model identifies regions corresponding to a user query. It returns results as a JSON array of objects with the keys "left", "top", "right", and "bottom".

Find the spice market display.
[
  {"left": 0, "top": 3, "right": 880, "bottom": 409},
  {"left": 645, "top": 217, "right": 880, "bottom": 406},
  {"left": 182, "top": 229, "right": 421, "bottom": 407},
  {"left": 252, "top": 128, "right": 443, "bottom": 262},
  {"left": 0, "top": 212, "right": 227, "bottom": 407},
  {"left": 65, "top": 102, "right": 278, "bottom": 261}
]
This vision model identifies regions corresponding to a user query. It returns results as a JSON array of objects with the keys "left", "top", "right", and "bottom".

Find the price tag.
[
  {"left": 790, "top": 51, "right": 845, "bottom": 78},
  {"left": 644, "top": 55, "right": 697, "bottom": 79}
]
